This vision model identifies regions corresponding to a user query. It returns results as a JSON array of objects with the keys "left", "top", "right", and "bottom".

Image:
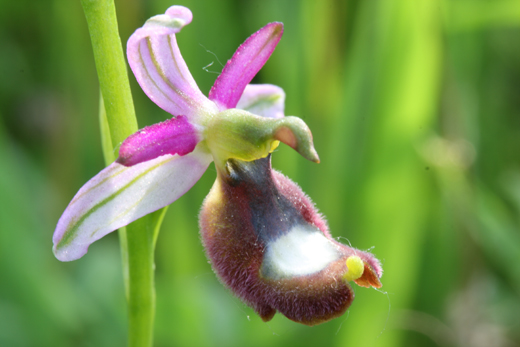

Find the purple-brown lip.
[{"left": 200, "top": 156, "right": 382, "bottom": 325}]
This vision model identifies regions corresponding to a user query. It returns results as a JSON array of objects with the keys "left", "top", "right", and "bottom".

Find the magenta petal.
[
  {"left": 117, "top": 116, "right": 200, "bottom": 166},
  {"left": 209, "top": 23, "right": 283, "bottom": 110},
  {"left": 127, "top": 6, "right": 218, "bottom": 120}
]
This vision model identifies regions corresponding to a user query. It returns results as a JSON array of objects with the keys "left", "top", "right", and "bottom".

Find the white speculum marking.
[{"left": 261, "top": 225, "right": 341, "bottom": 279}]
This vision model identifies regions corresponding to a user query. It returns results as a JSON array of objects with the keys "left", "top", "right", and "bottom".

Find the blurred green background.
[{"left": 1, "top": 0, "right": 520, "bottom": 346}]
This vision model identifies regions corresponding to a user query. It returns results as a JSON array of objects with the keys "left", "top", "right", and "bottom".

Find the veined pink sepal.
[
  {"left": 53, "top": 147, "right": 212, "bottom": 261},
  {"left": 127, "top": 6, "right": 218, "bottom": 120},
  {"left": 236, "top": 84, "right": 285, "bottom": 119}
]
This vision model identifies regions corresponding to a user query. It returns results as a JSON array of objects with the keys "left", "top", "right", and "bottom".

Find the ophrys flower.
[{"left": 53, "top": 5, "right": 382, "bottom": 326}]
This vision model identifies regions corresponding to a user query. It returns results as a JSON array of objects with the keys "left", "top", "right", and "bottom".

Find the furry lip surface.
[
  {"left": 200, "top": 156, "right": 382, "bottom": 326},
  {"left": 261, "top": 224, "right": 341, "bottom": 279}
]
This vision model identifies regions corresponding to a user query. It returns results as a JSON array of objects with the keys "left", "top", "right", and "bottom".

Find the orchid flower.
[{"left": 53, "top": 5, "right": 382, "bottom": 326}]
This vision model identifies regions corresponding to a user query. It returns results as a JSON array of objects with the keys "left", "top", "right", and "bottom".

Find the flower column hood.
[{"left": 52, "top": 6, "right": 382, "bottom": 326}]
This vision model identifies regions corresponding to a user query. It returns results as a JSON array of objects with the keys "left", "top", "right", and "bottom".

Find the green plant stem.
[
  {"left": 81, "top": 0, "right": 137, "bottom": 145},
  {"left": 82, "top": 1, "right": 161, "bottom": 346},
  {"left": 124, "top": 208, "right": 167, "bottom": 347}
]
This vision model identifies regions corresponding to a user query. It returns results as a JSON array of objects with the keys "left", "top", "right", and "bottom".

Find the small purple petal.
[
  {"left": 127, "top": 6, "right": 218, "bottom": 120},
  {"left": 236, "top": 84, "right": 285, "bottom": 119},
  {"left": 53, "top": 148, "right": 213, "bottom": 261},
  {"left": 209, "top": 23, "right": 283, "bottom": 110},
  {"left": 117, "top": 116, "right": 201, "bottom": 166}
]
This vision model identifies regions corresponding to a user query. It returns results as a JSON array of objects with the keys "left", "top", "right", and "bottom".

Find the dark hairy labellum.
[{"left": 200, "top": 156, "right": 382, "bottom": 326}]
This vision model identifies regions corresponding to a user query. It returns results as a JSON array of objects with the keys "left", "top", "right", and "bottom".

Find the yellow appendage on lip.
[{"left": 343, "top": 255, "right": 364, "bottom": 282}]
